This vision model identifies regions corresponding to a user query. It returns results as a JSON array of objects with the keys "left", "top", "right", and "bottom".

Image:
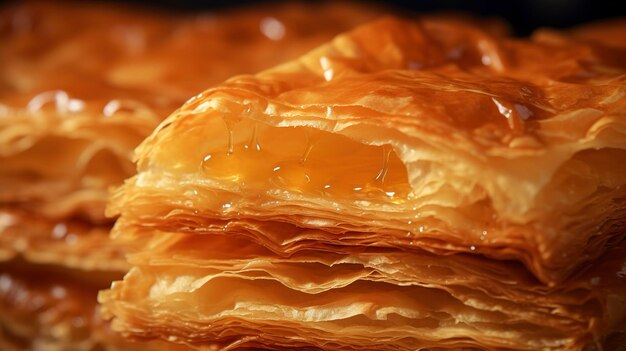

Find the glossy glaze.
[
  {"left": 120, "top": 16, "right": 626, "bottom": 283},
  {"left": 0, "top": 2, "right": 385, "bottom": 350},
  {"left": 105, "top": 15, "right": 626, "bottom": 351}
]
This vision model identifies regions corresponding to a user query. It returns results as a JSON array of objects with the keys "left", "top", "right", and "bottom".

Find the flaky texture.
[
  {"left": 112, "top": 16, "right": 626, "bottom": 283},
  {"left": 101, "top": 233, "right": 626, "bottom": 350},
  {"left": 0, "top": 209, "right": 129, "bottom": 272},
  {"left": 0, "top": 0, "right": 381, "bottom": 273},
  {"left": 0, "top": 262, "right": 193, "bottom": 351},
  {"left": 103, "top": 16, "right": 626, "bottom": 350},
  {"left": 0, "top": 0, "right": 382, "bottom": 224},
  {"left": 0, "top": 1, "right": 384, "bottom": 349}
]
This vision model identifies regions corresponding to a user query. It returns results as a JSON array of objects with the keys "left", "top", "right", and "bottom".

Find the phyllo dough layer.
[
  {"left": 110, "top": 16, "right": 626, "bottom": 283},
  {"left": 1, "top": 1, "right": 382, "bottom": 349},
  {"left": 102, "top": 232, "right": 626, "bottom": 350},
  {"left": 0, "top": 262, "right": 193, "bottom": 351},
  {"left": 0, "top": 0, "right": 381, "bottom": 237},
  {"left": 102, "top": 16, "right": 626, "bottom": 350}
]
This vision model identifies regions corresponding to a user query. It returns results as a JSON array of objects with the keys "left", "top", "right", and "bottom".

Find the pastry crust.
[
  {"left": 0, "top": 1, "right": 383, "bottom": 349},
  {"left": 0, "top": 262, "right": 192, "bottom": 351},
  {"left": 113, "top": 16, "right": 626, "bottom": 283},
  {"left": 0, "top": 209, "right": 129, "bottom": 272},
  {"left": 101, "top": 234, "right": 626, "bottom": 350},
  {"left": 103, "top": 16, "right": 626, "bottom": 350},
  {"left": 0, "top": 0, "right": 381, "bottom": 266}
]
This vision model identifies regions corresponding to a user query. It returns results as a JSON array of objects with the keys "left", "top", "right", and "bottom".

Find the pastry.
[
  {"left": 101, "top": 16, "right": 626, "bottom": 350},
  {"left": 0, "top": 1, "right": 381, "bottom": 348}
]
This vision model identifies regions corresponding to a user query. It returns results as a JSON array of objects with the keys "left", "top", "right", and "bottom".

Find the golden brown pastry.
[
  {"left": 0, "top": 262, "right": 193, "bottom": 351},
  {"left": 101, "top": 16, "right": 626, "bottom": 350},
  {"left": 0, "top": 1, "right": 382, "bottom": 349},
  {"left": 0, "top": 0, "right": 382, "bottom": 229}
]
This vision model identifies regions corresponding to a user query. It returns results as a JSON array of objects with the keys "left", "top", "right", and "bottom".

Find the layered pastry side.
[
  {"left": 100, "top": 17, "right": 626, "bottom": 350},
  {"left": 0, "top": 1, "right": 381, "bottom": 349}
]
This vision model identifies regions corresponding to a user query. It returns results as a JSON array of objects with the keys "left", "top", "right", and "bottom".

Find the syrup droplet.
[
  {"left": 272, "top": 162, "right": 311, "bottom": 189},
  {"left": 201, "top": 154, "right": 242, "bottom": 182},
  {"left": 201, "top": 116, "right": 243, "bottom": 178},
  {"left": 260, "top": 17, "right": 285, "bottom": 41},
  {"left": 27, "top": 90, "right": 84, "bottom": 113},
  {"left": 374, "top": 145, "right": 393, "bottom": 184},
  {"left": 477, "top": 39, "right": 505, "bottom": 72},
  {"left": 0, "top": 274, "right": 12, "bottom": 294},
  {"left": 51, "top": 286, "right": 67, "bottom": 299},
  {"left": 479, "top": 230, "right": 488, "bottom": 241},
  {"left": 320, "top": 56, "right": 334, "bottom": 82},
  {"left": 226, "top": 128, "right": 234, "bottom": 155},
  {"left": 301, "top": 128, "right": 320, "bottom": 164},
  {"left": 352, "top": 145, "right": 396, "bottom": 198},
  {"left": 491, "top": 97, "right": 524, "bottom": 131},
  {"left": 51, "top": 223, "right": 67, "bottom": 239},
  {"left": 270, "top": 129, "right": 321, "bottom": 190},
  {"left": 245, "top": 123, "right": 262, "bottom": 151},
  {"left": 103, "top": 99, "right": 151, "bottom": 118},
  {"left": 514, "top": 104, "right": 533, "bottom": 120}
]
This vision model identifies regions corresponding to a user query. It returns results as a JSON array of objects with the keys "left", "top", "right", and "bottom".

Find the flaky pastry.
[
  {"left": 102, "top": 16, "right": 626, "bottom": 350},
  {"left": 1, "top": 1, "right": 383, "bottom": 349}
]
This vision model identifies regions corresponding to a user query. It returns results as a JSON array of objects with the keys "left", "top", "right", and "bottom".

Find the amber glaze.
[{"left": 123, "top": 16, "right": 626, "bottom": 285}]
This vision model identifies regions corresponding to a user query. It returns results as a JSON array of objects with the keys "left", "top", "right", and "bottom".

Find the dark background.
[
  {"left": 0, "top": 0, "right": 623, "bottom": 36},
  {"left": 108, "top": 0, "right": 624, "bottom": 36}
]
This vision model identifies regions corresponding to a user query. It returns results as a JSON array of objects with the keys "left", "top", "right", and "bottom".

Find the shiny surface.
[
  {"left": 0, "top": 209, "right": 128, "bottom": 272},
  {"left": 102, "top": 233, "right": 626, "bottom": 350},
  {"left": 0, "top": 262, "right": 189, "bottom": 351},
  {"left": 104, "top": 16, "right": 626, "bottom": 351},
  {"left": 0, "top": 1, "right": 384, "bottom": 350},
  {"left": 0, "top": 0, "right": 383, "bottom": 223},
  {"left": 116, "top": 16, "right": 626, "bottom": 283}
]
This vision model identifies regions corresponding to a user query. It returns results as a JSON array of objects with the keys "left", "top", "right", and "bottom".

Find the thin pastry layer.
[
  {"left": 0, "top": 1, "right": 386, "bottom": 349},
  {"left": 0, "top": 0, "right": 382, "bottom": 265},
  {"left": 111, "top": 16, "right": 626, "bottom": 283},
  {"left": 0, "top": 209, "right": 128, "bottom": 272},
  {"left": 100, "top": 231, "right": 626, "bottom": 350},
  {"left": 0, "top": 0, "right": 382, "bottom": 223},
  {"left": 0, "top": 261, "right": 192, "bottom": 351},
  {"left": 102, "top": 16, "right": 626, "bottom": 350}
]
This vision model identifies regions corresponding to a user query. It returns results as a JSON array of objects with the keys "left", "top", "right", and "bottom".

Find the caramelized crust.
[
  {"left": 0, "top": 0, "right": 384, "bottom": 266},
  {"left": 0, "top": 262, "right": 192, "bottom": 350},
  {"left": 0, "top": 1, "right": 385, "bottom": 349},
  {"left": 114, "top": 16, "right": 626, "bottom": 283},
  {"left": 103, "top": 16, "right": 626, "bottom": 350},
  {"left": 0, "top": 0, "right": 382, "bottom": 223},
  {"left": 100, "top": 235, "right": 626, "bottom": 350},
  {"left": 0, "top": 209, "right": 128, "bottom": 272}
]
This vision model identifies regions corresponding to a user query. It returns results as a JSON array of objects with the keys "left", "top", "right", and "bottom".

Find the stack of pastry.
[
  {"left": 101, "top": 16, "right": 626, "bottom": 350},
  {"left": 0, "top": 2, "right": 379, "bottom": 349}
]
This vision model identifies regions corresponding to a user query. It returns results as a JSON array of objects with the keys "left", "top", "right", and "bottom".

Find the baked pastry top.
[
  {"left": 0, "top": 2, "right": 383, "bottom": 350},
  {"left": 102, "top": 16, "right": 626, "bottom": 351},
  {"left": 0, "top": 0, "right": 380, "bottom": 269},
  {"left": 112, "top": 17, "right": 626, "bottom": 282}
]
